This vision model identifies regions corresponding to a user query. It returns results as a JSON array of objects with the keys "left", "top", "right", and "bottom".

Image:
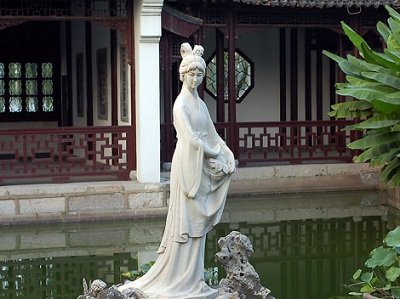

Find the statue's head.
[{"left": 179, "top": 43, "right": 206, "bottom": 82}]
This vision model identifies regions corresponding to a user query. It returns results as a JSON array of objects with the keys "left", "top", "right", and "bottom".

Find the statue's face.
[{"left": 185, "top": 68, "right": 204, "bottom": 89}]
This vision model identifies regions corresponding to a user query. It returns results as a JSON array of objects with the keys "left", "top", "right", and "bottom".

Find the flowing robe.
[{"left": 119, "top": 89, "right": 235, "bottom": 299}]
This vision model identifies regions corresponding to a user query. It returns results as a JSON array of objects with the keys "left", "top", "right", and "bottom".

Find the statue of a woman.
[{"left": 119, "top": 43, "right": 235, "bottom": 299}]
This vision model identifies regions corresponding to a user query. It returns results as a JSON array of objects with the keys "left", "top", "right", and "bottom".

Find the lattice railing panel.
[
  {"left": 161, "top": 120, "right": 355, "bottom": 165},
  {"left": 0, "top": 126, "right": 134, "bottom": 182},
  {"left": 237, "top": 120, "right": 354, "bottom": 165}
]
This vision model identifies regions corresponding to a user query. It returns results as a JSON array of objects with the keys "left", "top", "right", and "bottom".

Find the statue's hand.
[{"left": 184, "top": 190, "right": 196, "bottom": 200}]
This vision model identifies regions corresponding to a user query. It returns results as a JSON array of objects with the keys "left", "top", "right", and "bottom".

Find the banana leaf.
[
  {"left": 370, "top": 99, "right": 400, "bottom": 114},
  {"left": 348, "top": 131, "right": 400, "bottom": 150},
  {"left": 389, "top": 169, "right": 400, "bottom": 185},
  {"left": 323, "top": 50, "right": 363, "bottom": 76},
  {"left": 336, "top": 86, "right": 394, "bottom": 102},
  {"left": 354, "top": 55, "right": 398, "bottom": 76},
  {"left": 382, "top": 158, "right": 400, "bottom": 182},
  {"left": 322, "top": 50, "right": 346, "bottom": 64},
  {"left": 341, "top": 21, "right": 369, "bottom": 56},
  {"left": 327, "top": 6, "right": 400, "bottom": 186},
  {"left": 386, "top": 5, "right": 400, "bottom": 23},
  {"left": 361, "top": 71, "right": 400, "bottom": 89},
  {"left": 384, "top": 48, "right": 400, "bottom": 64},
  {"left": 328, "top": 100, "right": 372, "bottom": 119},
  {"left": 353, "top": 143, "right": 394, "bottom": 163},
  {"left": 392, "top": 123, "right": 400, "bottom": 131},
  {"left": 388, "top": 34, "right": 400, "bottom": 53},
  {"left": 331, "top": 99, "right": 372, "bottom": 111},
  {"left": 379, "top": 147, "right": 400, "bottom": 164},
  {"left": 351, "top": 114, "right": 400, "bottom": 130},
  {"left": 388, "top": 17, "right": 400, "bottom": 46},
  {"left": 361, "top": 43, "right": 399, "bottom": 71},
  {"left": 377, "top": 21, "right": 391, "bottom": 42}
]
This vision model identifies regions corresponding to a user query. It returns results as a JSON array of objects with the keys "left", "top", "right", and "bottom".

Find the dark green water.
[{"left": 0, "top": 190, "right": 397, "bottom": 299}]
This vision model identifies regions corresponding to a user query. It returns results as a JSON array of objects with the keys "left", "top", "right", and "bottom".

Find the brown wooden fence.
[
  {"left": 0, "top": 126, "right": 134, "bottom": 183},
  {"left": 0, "top": 120, "right": 355, "bottom": 183},
  {"left": 162, "top": 120, "right": 355, "bottom": 166}
]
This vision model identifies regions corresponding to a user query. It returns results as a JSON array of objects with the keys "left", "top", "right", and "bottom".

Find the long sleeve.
[{"left": 173, "top": 99, "right": 204, "bottom": 198}]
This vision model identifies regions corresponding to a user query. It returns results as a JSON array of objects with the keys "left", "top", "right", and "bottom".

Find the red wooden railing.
[
  {"left": 0, "top": 126, "right": 134, "bottom": 183},
  {"left": 233, "top": 120, "right": 355, "bottom": 165},
  {"left": 161, "top": 120, "right": 355, "bottom": 166},
  {"left": 0, "top": 121, "right": 354, "bottom": 183}
]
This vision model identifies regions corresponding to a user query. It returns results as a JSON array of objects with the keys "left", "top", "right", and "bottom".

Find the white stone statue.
[{"left": 118, "top": 43, "right": 235, "bottom": 298}]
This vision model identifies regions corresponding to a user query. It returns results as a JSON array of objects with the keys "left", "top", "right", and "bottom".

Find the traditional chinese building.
[{"left": 0, "top": 0, "right": 397, "bottom": 185}]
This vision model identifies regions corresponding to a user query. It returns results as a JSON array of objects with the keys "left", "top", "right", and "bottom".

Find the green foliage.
[
  {"left": 347, "top": 226, "right": 400, "bottom": 298},
  {"left": 121, "top": 261, "right": 155, "bottom": 281},
  {"left": 323, "top": 5, "right": 400, "bottom": 186}
]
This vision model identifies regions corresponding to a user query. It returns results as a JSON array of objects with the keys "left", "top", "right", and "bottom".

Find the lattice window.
[
  {"left": 206, "top": 49, "right": 254, "bottom": 103},
  {"left": 0, "top": 62, "right": 55, "bottom": 116}
]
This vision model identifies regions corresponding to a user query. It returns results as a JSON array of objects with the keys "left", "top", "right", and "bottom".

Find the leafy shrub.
[
  {"left": 347, "top": 227, "right": 400, "bottom": 298},
  {"left": 121, "top": 261, "right": 155, "bottom": 281},
  {"left": 323, "top": 5, "right": 400, "bottom": 186}
]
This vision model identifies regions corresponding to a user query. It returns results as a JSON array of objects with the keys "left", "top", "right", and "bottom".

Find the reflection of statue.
[{"left": 119, "top": 43, "right": 235, "bottom": 298}]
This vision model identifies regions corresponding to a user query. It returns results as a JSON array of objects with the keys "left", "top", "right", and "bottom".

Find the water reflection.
[{"left": 0, "top": 190, "right": 396, "bottom": 299}]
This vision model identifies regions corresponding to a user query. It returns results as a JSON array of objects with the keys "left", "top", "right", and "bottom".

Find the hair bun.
[
  {"left": 180, "top": 43, "right": 192, "bottom": 58},
  {"left": 192, "top": 45, "right": 204, "bottom": 57}
]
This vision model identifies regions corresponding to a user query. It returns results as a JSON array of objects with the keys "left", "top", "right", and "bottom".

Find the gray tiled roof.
[{"left": 233, "top": 0, "right": 399, "bottom": 8}]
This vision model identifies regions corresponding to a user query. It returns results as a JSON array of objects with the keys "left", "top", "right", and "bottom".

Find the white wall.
[{"left": 202, "top": 27, "right": 335, "bottom": 123}]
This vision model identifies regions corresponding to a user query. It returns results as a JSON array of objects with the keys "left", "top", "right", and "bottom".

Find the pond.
[{"left": 0, "top": 189, "right": 397, "bottom": 299}]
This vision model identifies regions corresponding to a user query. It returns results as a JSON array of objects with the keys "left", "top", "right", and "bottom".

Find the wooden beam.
[{"left": 162, "top": 5, "right": 203, "bottom": 38}]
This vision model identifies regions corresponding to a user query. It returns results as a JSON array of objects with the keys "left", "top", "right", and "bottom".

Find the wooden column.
[
  {"left": 227, "top": 11, "right": 238, "bottom": 157},
  {"left": 329, "top": 59, "right": 336, "bottom": 112},
  {"left": 162, "top": 32, "right": 173, "bottom": 162},
  {"left": 110, "top": 0, "right": 118, "bottom": 126},
  {"left": 195, "top": 9, "right": 205, "bottom": 100},
  {"left": 279, "top": 28, "right": 286, "bottom": 122},
  {"left": 85, "top": 21, "right": 93, "bottom": 126},
  {"left": 338, "top": 33, "right": 345, "bottom": 103},
  {"left": 110, "top": 29, "right": 118, "bottom": 164},
  {"left": 316, "top": 44, "right": 323, "bottom": 121},
  {"left": 127, "top": 0, "right": 136, "bottom": 170},
  {"left": 216, "top": 28, "right": 225, "bottom": 123},
  {"left": 66, "top": 21, "right": 73, "bottom": 126},
  {"left": 111, "top": 29, "right": 118, "bottom": 126},
  {"left": 305, "top": 29, "right": 311, "bottom": 121},
  {"left": 290, "top": 28, "right": 298, "bottom": 121}
]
